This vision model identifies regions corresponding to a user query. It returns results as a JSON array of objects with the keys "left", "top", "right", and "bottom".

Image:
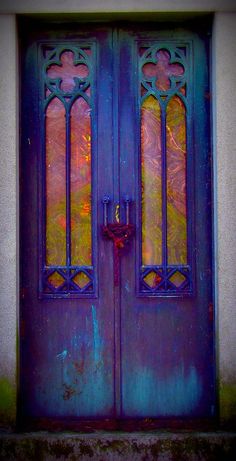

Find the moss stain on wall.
[
  {"left": 220, "top": 382, "right": 236, "bottom": 426},
  {"left": 0, "top": 377, "right": 16, "bottom": 427}
]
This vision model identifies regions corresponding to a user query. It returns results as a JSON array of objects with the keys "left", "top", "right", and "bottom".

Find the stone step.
[{"left": 0, "top": 431, "right": 236, "bottom": 461}]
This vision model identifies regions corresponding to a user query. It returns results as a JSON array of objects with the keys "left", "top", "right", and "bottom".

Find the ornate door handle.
[
  {"left": 102, "top": 195, "right": 110, "bottom": 226},
  {"left": 102, "top": 195, "right": 135, "bottom": 285},
  {"left": 124, "top": 195, "right": 131, "bottom": 225}
]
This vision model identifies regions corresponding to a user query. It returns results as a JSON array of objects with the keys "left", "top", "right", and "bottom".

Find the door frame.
[{"left": 18, "top": 15, "right": 216, "bottom": 431}]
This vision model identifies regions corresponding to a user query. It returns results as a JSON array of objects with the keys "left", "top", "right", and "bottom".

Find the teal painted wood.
[
  {"left": 20, "top": 19, "right": 214, "bottom": 427},
  {"left": 119, "top": 25, "right": 214, "bottom": 418},
  {"left": 20, "top": 23, "right": 116, "bottom": 422}
]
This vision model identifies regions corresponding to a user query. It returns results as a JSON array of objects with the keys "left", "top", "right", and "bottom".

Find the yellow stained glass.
[
  {"left": 141, "top": 95, "right": 162, "bottom": 265},
  {"left": 46, "top": 98, "right": 66, "bottom": 265},
  {"left": 70, "top": 97, "right": 92, "bottom": 266},
  {"left": 166, "top": 96, "right": 187, "bottom": 264}
]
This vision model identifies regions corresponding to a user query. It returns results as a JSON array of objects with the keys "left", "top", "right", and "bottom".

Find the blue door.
[{"left": 20, "top": 21, "right": 214, "bottom": 429}]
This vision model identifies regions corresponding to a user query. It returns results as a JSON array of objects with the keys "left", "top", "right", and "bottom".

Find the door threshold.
[{"left": 17, "top": 417, "right": 219, "bottom": 433}]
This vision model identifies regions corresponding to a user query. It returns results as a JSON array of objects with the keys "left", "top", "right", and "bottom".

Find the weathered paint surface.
[
  {"left": 0, "top": 377, "right": 16, "bottom": 427},
  {"left": 123, "top": 365, "right": 202, "bottom": 416},
  {"left": 20, "top": 21, "right": 214, "bottom": 427},
  {"left": 119, "top": 25, "right": 213, "bottom": 420},
  {"left": 20, "top": 23, "right": 116, "bottom": 424}
]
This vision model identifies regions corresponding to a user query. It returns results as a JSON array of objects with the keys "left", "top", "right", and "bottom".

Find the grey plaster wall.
[
  {"left": 214, "top": 12, "right": 236, "bottom": 384},
  {"left": 0, "top": 0, "right": 236, "bottom": 13},
  {"left": 213, "top": 13, "right": 236, "bottom": 422},
  {"left": 0, "top": 14, "right": 17, "bottom": 426}
]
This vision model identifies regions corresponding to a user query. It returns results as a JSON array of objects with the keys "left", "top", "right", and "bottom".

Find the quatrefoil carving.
[
  {"left": 47, "top": 50, "right": 89, "bottom": 92},
  {"left": 142, "top": 49, "right": 184, "bottom": 91}
]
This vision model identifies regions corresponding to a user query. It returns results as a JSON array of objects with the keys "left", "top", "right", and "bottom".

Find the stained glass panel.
[
  {"left": 46, "top": 98, "right": 66, "bottom": 265},
  {"left": 42, "top": 45, "right": 94, "bottom": 296},
  {"left": 143, "top": 271, "right": 163, "bottom": 289},
  {"left": 72, "top": 271, "right": 90, "bottom": 289},
  {"left": 139, "top": 42, "right": 191, "bottom": 295},
  {"left": 47, "top": 271, "right": 65, "bottom": 288},
  {"left": 141, "top": 95, "right": 162, "bottom": 265},
  {"left": 169, "top": 271, "right": 186, "bottom": 288},
  {"left": 71, "top": 97, "right": 92, "bottom": 266},
  {"left": 166, "top": 96, "right": 187, "bottom": 264}
]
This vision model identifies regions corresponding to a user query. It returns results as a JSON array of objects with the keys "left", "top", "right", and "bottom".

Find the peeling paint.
[
  {"left": 73, "top": 360, "right": 84, "bottom": 375},
  {"left": 62, "top": 383, "right": 77, "bottom": 400},
  {"left": 125, "top": 280, "right": 130, "bottom": 292},
  {"left": 56, "top": 350, "right": 68, "bottom": 360}
]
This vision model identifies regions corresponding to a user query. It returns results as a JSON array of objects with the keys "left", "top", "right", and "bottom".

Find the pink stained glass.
[
  {"left": 47, "top": 51, "right": 89, "bottom": 92},
  {"left": 70, "top": 97, "right": 92, "bottom": 266},
  {"left": 141, "top": 95, "right": 162, "bottom": 265},
  {"left": 166, "top": 96, "right": 187, "bottom": 264},
  {"left": 142, "top": 49, "right": 184, "bottom": 91},
  {"left": 46, "top": 98, "right": 66, "bottom": 265}
]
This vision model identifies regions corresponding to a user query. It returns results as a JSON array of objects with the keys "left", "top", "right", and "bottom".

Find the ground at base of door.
[{"left": 0, "top": 431, "right": 236, "bottom": 460}]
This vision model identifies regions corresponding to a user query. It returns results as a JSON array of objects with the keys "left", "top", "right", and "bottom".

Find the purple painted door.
[{"left": 20, "top": 21, "right": 214, "bottom": 429}]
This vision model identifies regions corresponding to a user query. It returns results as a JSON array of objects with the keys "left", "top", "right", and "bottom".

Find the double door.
[{"left": 20, "top": 22, "right": 214, "bottom": 428}]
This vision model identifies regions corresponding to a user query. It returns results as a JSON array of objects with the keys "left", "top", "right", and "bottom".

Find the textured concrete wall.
[
  {"left": 0, "top": 14, "right": 17, "bottom": 428},
  {"left": 213, "top": 13, "right": 236, "bottom": 426},
  {"left": 0, "top": 0, "right": 236, "bottom": 13}
]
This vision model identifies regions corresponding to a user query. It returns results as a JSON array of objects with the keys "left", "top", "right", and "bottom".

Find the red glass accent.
[
  {"left": 46, "top": 98, "right": 66, "bottom": 265},
  {"left": 180, "top": 85, "right": 186, "bottom": 96},
  {"left": 47, "top": 51, "right": 89, "bottom": 92},
  {"left": 141, "top": 95, "right": 162, "bottom": 265},
  {"left": 70, "top": 97, "right": 92, "bottom": 266},
  {"left": 166, "top": 96, "right": 187, "bottom": 264},
  {"left": 142, "top": 49, "right": 184, "bottom": 91},
  {"left": 143, "top": 271, "right": 163, "bottom": 288}
]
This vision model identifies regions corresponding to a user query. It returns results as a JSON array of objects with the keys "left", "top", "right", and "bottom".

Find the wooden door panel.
[
  {"left": 119, "top": 27, "right": 214, "bottom": 418},
  {"left": 20, "top": 25, "right": 116, "bottom": 422}
]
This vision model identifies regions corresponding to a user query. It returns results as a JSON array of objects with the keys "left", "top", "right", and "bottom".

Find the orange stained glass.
[
  {"left": 48, "top": 271, "right": 65, "bottom": 288},
  {"left": 70, "top": 97, "right": 92, "bottom": 266},
  {"left": 166, "top": 96, "right": 187, "bottom": 264},
  {"left": 46, "top": 98, "right": 66, "bottom": 265},
  {"left": 141, "top": 95, "right": 162, "bottom": 265}
]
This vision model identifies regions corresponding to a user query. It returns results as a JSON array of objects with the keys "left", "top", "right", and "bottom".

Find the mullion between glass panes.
[
  {"left": 66, "top": 109, "right": 71, "bottom": 271},
  {"left": 161, "top": 102, "right": 167, "bottom": 286},
  {"left": 43, "top": 112, "right": 47, "bottom": 270}
]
